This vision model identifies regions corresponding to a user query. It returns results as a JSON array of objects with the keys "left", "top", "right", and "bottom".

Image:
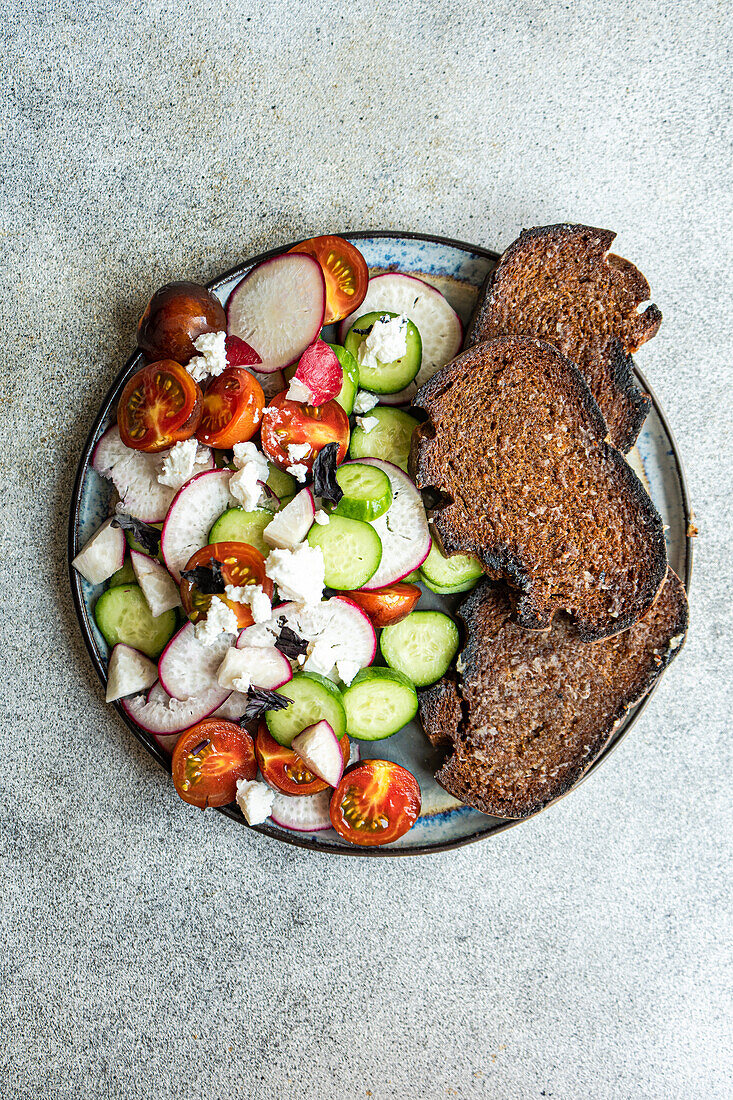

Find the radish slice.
[
  {"left": 337, "top": 272, "right": 463, "bottom": 388},
  {"left": 226, "top": 254, "right": 326, "bottom": 373},
  {"left": 161, "top": 469, "right": 236, "bottom": 581},
  {"left": 269, "top": 788, "right": 332, "bottom": 832},
  {"left": 129, "top": 550, "right": 181, "bottom": 616},
  {"left": 212, "top": 692, "right": 248, "bottom": 720},
  {"left": 121, "top": 680, "right": 222, "bottom": 749},
  {"left": 224, "top": 334, "right": 262, "bottom": 366},
  {"left": 288, "top": 339, "right": 342, "bottom": 405},
  {"left": 105, "top": 643, "right": 157, "bottom": 703},
  {"left": 376, "top": 382, "right": 417, "bottom": 407},
  {"left": 158, "top": 621, "right": 233, "bottom": 703},
  {"left": 263, "top": 488, "right": 315, "bottom": 549},
  {"left": 217, "top": 646, "right": 292, "bottom": 692},
  {"left": 72, "top": 518, "right": 125, "bottom": 585},
  {"left": 360, "top": 459, "right": 431, "bottom": 589},
  {"left": 92, "top": 425, "right": 213, "bottom": 523},
  {"left": 291, "top": 721, "right": 344, "bottom": 788}
]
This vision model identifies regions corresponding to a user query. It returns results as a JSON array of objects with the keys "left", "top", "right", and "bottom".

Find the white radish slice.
[
  {"left": 269, "top": 788, "right": 332, "bottom": 832},
  {"left": 130, "top": 550, "right": 181, "bottom": 616},
  {"left": 72, "top": 518, "right": 125, "bottom": 585},
  {"left": 105, "top": 643, "right": 157, "bottom": 703},
  {"left": 291, "top": 721, "right": 344, "bottom": 788},
  {"left": 226, "top": 254, "right": 326, "bottom": 373},
  {"left": 217, "top": 646, "right": 292, "bottom": 692},
  {"left": 121, "top": 680, "right": 222, "bottom": 750},
  {"left": 161, "top": 469, "right": 236, "bottom": 581},
  {"left": 93, "top": 425, "right": 213, "bottom": 523},
  {"left": 337, "top": 272, "right": 463, "bottom": 388},
  {"left": 262, "top": 488, "right": 315, "bottom": 549},
  {"left": 377, "top": 382, "right": 417, "bottom": 407},
  {"left": 359, "top": 459, "right": 431, "bottom": 589},
  {"left": 212, "top": 692, "right": 248, "bottom": 720},
  {"left": 158, "top": 621, "right": 233, "bottom": 703}
]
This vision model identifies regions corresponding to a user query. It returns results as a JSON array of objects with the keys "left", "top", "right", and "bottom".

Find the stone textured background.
[{"left": 2, "top": 1, "right": 731, "bottom": 1097}]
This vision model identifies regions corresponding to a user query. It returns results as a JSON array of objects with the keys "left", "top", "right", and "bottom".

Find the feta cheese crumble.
[
  {"left": 356, "top": 415, "right": 379, "bottom": 434},
  {"left": 286, "top": 376, "right": 314, "bottom": 404},
  {"left": 336, "top": 658, "right": 360, "bottom": 686},
  {"left": 229, "top": 443, "right": 269, "bottom": 511},
  {"left": 236, "top": 779, "right": 275, "bottom": 825},
  {"left": 193, "top": 596, "right": 240, "bottom": 645},
  {"left": 357, "top": 314, "right": 409, "bottom": 370},
  {"left": 353, "top": 389, "right": 379, "bottom": 414},
  {"left": 287, "top": 442, "right": 311, "bottom": 463},
  {"left": 286, "top": 463, "right": 309, "bottom": 483},
  {"left": 157, "top": 439, "right": 211, "bottom": 490},
  {"left": 186, "top": 330, "right": 228, "bottom": 383},
  {"left": 224, "top": 582, "right": 272, "bottom": 623},
  {"left": 313, "top": 509, "right": 330, "bottom": 525},
  {"left": 265, "top": 544, "right": 325, "bottom": 606}
]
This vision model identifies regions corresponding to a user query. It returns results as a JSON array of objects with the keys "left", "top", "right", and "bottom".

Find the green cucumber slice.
[
  {"left": 266, "top": 672, "right": 347, "bottom": 747},
  {"left": 125, "top": 522, "right": 163, "bottom": 562},
  {"left": 349, "top": 407, "right": 420, "bottom": 472},
  {"left": 380, "top": 611, "right": 459, "bottom": 687},
  {"left": 208, "top": 507, "right": 271, "bottom": 557},
  {"left": 306, "top": 514, "right": 382, "bottom": 589},
  {"left": 341, "top": 667, "right": 418, "bottom": 741},
  {"left": 267, "top": 463, "right": 297, "bottom": 501},
  {"left": 107, "top": 558, "right": 136, "bottom": 587},
  {"left": 344, "top": 311, "right": 421, "bottom": 393},
  {"left": 333, "top": 462, "right": 392, "bottom": 522},
  {"left": 419, "top": 574, "right": 480, "bottom": 595},
  {"left": 328, "top": 343, "right": 360, "bottom": 415},
  {"left": 419, "top": 542, "right": 483, "bottom": 588},
  {"left": 94, "top": 584, "right": 177, "bottom": 659}
]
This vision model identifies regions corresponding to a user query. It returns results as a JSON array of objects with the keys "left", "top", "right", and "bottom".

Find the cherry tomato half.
[
  {"left": 172, "top": 719, "right": 256, "bottom": 808},
  {"left": 255, "top": 722, "right": 322, "bottom": 796},
  {"left": 180, "top": 542, "right": 273, "bottom": 629},
  {"left": 289, "top": 236, "right": 369, "bottom": 325},
  {"left": 196, "top": 367, "right": 265, "bottom": 448},
  {"left": 330, "top": 759, "right": 421, "bottom": 847},
  {"left": 338, "top": 584, "right": 421, "bottom": 629},
  {"left": 137, "top": 281, "right": 226, "bottom": 364},
  {"left": 260, "top": 391, "right": 350, "bottom": 474},
  {"left": 118, "top": 360, "right": 203, "bottom": 453}
]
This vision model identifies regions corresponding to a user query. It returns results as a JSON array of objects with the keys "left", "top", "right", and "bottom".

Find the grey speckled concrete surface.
[{"left": 2, "top": 1, "right": 732, "bottom": 1097}]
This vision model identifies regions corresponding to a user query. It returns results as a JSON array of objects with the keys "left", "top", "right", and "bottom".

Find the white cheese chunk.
[
  {"left": 313, "top": 509, "right": 330, "bottom": 525},
  {"left": 357, "top": 313, "right": 409, "bottom": 370},
  {"left": 236, "top": 779, "right": 274, "bottom": 825},
  {"left": 353, "top": 389, "right": 379, "bottom": 414},
  {"left": 286, "top": 463, "right": 309, "bottom": 483},
  {"left": 224, "top": 583, "right": 272, "bottom": 623},
  {"left": 157, "top": 439, "right": 211, "bottom": 490},
  {"left": 356, "top": 415, "right": 378, "bottom": 434},
  {"left": 336, "top": 658, "right": 361, "bottom": 686},
  {"left": 287, "top": 442, "right": 311, "bottom": 463},
  {"left": 286, "top": 376, "right": 314, "bottom": 404},
  {"left": 193, "top": 596, "right": 240, "bottom": 645},
  {"left": 265, "top": 544, "right": 325, "bottom": 606},
  {"left": 186, "top": 330, "right": 228, "bottom": 382}
]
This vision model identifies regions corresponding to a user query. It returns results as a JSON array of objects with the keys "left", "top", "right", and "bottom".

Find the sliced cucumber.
[
  {"left": 108, "top": 558, "right": 136, "bottom": 587},
  {"left": 266, "top": 672, "right": 347, "bottom": 748},
  {"left": 328, "top": 343, "right": 360, "bottom": 415},
  {"left": 306, "top": 515, "right": 382, "bottom": 589},
  {"left": 380, "top": 611, "right": 459, "bottom": 687},
  {"left": 333, "top": 462, "right": 392, "bottom": 522},
  {"left": 349, "top": 407, "right": 420, "bottom": 472},
  {"left": 94, "top": 584, "right": 177, "bottom": 659},
  {"left": 125, "top": 522, "right": 163, "bottom": 562},
  {"left": 344, "top": 311, "right": 421, "bottom": 394},
  {"left": 208, "top": 507, "right": 271, "bottom": 557},
  {"left": 267, "top": 463, "right": 297, "bottom": 501},
  {"left": 419, "top": 542, "right": 483, "bottom": 589},
  {"left": 341, "top": 667, "right": 418, "bottom": 741},
  {"left": 420, "top": 574, "right": 480, "bottom": 596}
]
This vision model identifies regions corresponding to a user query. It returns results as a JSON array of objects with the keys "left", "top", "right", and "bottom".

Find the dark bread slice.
[
  {"left": 465, "top": 224, "right": 662, "bottom": 451},
  {"left": 419, "top": 569, "right": 688, "bottom": 818},
  {"left": 410, "top": 335, "right": 668, "bottom": 641}
]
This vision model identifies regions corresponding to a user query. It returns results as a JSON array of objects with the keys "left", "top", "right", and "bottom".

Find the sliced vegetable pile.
[{"left": 73, "top": 235, "right": 475, "bottom": 847}]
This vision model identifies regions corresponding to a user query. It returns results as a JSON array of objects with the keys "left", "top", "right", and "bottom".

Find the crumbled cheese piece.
[
  {"left": 265, "top": 544, "right": 325, "bottom": 606},
  {"left": 224, "top": 583, "right": 272, "bottom": 623},
  {"left": 157, "top": 439, "right": 211, "bottom": 489},
  {"left": 236, "top": 779, "right": 274, "bottom": 825},
  {"left": 313, "top": 509, "right": 330, "bottom": 525},
  {"left": 357, "top": 313, "right": 409, "bottom": 370},
  {"left": 286, "top": 376, "right": 314, "bottom": 404},
  {"left": 356, "top": 415, "right": 379, "bottom": 434},
  {"left": 232, "top": 442, "right": 268, "bottom": 475},
  {"left": 186, "top": 330, "right": 228, "bottom": 382},
  {"left": 336, "top": 658, "right": 360, "bottom": 686},
  {"left": 353, "top": 389, "right": 379, "bottom": 414},
  {"left": 287, "top": 442, "right": 311, "bottom": 463},
  {"left": 217, "top": 647, "right": 253, "bottom": 693},
  {"left": 287, "top": 463, "right": 309, "bottom": 483},
  {"left": 229, "top": 444, "right": 269, "bottom": 511},
  {"left": 193, "top": 596, "right": 240, "bottom": 644}
]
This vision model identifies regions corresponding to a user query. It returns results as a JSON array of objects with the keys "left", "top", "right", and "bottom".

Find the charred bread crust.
[
  {"left": 419, "top": 570, "right": 689, "bottom": 819},
  {"left": 464, "top": 224, "right": 661, "bottom": 451},
  {"left": 410, "top": 336, "right": 668, "bottom": 642}
]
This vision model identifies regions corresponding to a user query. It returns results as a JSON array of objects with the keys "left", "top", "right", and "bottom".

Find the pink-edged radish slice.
[
  {"left": 212, "top": 691, "right": 247, "bottom": 720},
  {"left": 130, "top": 550, "right": 181, "bottom": 616},
  {"left": 291, "top": 721, "right": 344, "bottom": 788},
  {"left": 251, "top": 369, "right": 285, "bottom": 400},
  {"left": 158, "top": 621, "right": 233, "bottom": 703},
  {"left": 226, "top": 254, "right": 326, "bottom": 373},
  {"left": 216, "top": 646, "right": 292, "bottom": 692},
  {"left": 269, "top": 788, "right": 332, "bottom": 832},
  {"left": 287, "top": 339, "right": 342, "bottom": 406},
  {"left": 92, "top": 425, "right": 213, "bottom": 523},
  {"left": 121, "top": 680, "right": 222, "bottom": 751},
  {"left": 263, "top": 488, "right": 315, "bottom": 550},
  {"left": 72, "top": 517, "right": 125, "bottom": 585},
  {"left": 105, "top": 643, "right": 157, "bottom": 703},
  {"left": 161, "top": 468, "right": 235, "bottom": 581},
  {"left": 224, "top": 334, "right": 262, "bottom": 367},
  {"left": 360, "top": 459, "right": 431, "bottom": 589},
  {"left": 376, "top": 381, "right": 417, "bottom": 407},
  {"left": 337, "top": 272, "right": 463, "bottom": 388}
]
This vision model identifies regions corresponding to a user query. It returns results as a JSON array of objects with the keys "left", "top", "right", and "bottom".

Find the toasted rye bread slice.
[
  {"left": 419, "top": 569, "right": 688, "bottom": 819},
  {"left": 465, "top": 224, "right": 662, "bottom": 451},
  {"left": 410, "top": 335, "right": 668, "bottom": 641}
]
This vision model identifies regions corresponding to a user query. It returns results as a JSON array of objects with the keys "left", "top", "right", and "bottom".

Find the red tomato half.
[
  {"left": 260, "top": 391, "right": 350, "bottom": 473},
  {"left": 330, "top": 759, "right": 421, "bottom": 847},
  {"left": 118, "top": 360, "right": 202, "bottom": 452},
  {"left": 288, "top": 236, "right": 369, "bottom": 324},
  {"left": 255, "top": 722, "right": 328, "bottom": 796},
  {"left": 338, "top": 584, "right": 421, "bottom": 628},
  {"left": 172, "top": 719, "right": 256, "bottom": 808},
  {"left": 180, "top": 542, "right": 273, "bottom": 629},
  {"left": 196, "top": 367, "right": 265, "bottom": 448}
]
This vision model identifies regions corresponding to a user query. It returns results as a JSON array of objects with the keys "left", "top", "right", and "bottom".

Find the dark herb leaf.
[
  {"left": 239, "top": 687, "right": 292, "bottom": 723},
  {"left": 351, "top": 324, "right": 373, "bottom": 336},
  {"left": 111, "top": 512, "right": 161, "bottom": 556},
  {"left": 312, "top": 442, "right": 343, "bottom": 504},
  {"left": 275, "top": 624, "right": 308, "bottom": 659},
  {"left": 180, "top": 559, "right": 226, "bottom": 594}
]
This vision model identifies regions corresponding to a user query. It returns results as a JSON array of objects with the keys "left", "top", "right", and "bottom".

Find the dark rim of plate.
[{"left": 68, "top": 230, "right": 694, "bottom": 858}]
